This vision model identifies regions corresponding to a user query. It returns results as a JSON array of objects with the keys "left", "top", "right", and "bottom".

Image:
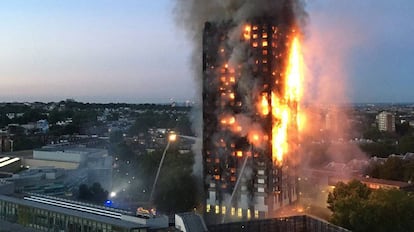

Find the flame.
[
  {"left": 236, "top": 151, "right": 243, "bottom": 157},
  {"left": 248, "top": 131, "right": 262, "bottom": 147},
  {"left": 271, "top": 94, "right": 289, "bottom": 163},
  {"left": 271, "top": 35, "right": 304, "bottom": 164},
  {"left": 244, "top": 25, "right": 251, "bottom": 40},
  {"left": 260, "top": 93, "right": 270, "bottom": 116},
  {"left": 285, "top": 37, "right": 304, "bottom": 101}
]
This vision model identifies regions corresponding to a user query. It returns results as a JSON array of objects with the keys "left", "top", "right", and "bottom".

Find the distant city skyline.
[{"left": 0, "top": 0, "right": 413, "bottom": 103}]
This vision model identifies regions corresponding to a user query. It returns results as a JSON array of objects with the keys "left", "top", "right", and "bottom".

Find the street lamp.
[
  {"left": 149, "top": 132, "right": 177, "bottom": 203},
  {"left": 110, "top": 191, "right": 117, "bottom": 198}
]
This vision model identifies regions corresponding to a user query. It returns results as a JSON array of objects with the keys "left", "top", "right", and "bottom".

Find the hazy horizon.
[{"left": 1, "top": 0, "right": 413, "bottom": 103}]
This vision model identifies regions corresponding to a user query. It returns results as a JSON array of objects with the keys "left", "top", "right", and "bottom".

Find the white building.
[
  {"left": 377, "top": 111, "right": 395, "bottom": 132},
  {"left": 26, "top": 146, "right": 112, "bottom": 191}
]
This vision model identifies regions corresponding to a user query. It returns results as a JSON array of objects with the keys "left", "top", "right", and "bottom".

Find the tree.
[
  {"left": 327, "top": 180, "right": 371, "bottom": 229},
  {"left": 366, "top": 156, "right": 413, "bottom": 182},
  {"left": 109, "top": 130, "right": 124, "bottom": 144},
  {"left": 396, "top": 122, "right": 412, "bottom": 137},
  {"left": 359, "top": 142, "right": 396, "bottom": 157},
  {"left": 363, "top": 127, "right": 383, "bottom": 141},
  {"left": 153, "top": 151, "right": 198, "bottom": 213},
  {"left": 397, "top": 135, "right": 414, "bottom": 154},
  {"left": 117, "top": 146, "right": 199, "bottom": 214},
  {"left": 328, "top": 180, "right": 414, "bottom": 232},
  {"left": 13, "top": 136, "right": 44, "bottom": 151},
  {"left": 360, "top": 189, "right": 414, "bottom": 232},
  {"left": 380, "top": 156, "right": 404, "bottom": 181}
]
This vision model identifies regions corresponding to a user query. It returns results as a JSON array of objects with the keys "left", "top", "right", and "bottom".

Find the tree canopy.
[
  {"left": 366, "top": 156, "right": 414, "bottom": 182},
  {"left": 328, "top": 180, "right": 414, "bottom": 232}
]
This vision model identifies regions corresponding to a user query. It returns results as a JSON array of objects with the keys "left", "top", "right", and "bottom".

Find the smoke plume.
[
  {"left": 173, "top": 0, "right": 373, "bottom": 220},
  {"left": 174, "top": 0, "right": 308, "bottom": 178}
]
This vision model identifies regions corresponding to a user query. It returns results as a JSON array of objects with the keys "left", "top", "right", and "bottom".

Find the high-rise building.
[
  {"left": 377, "top": 111, "right": 395, "bottom": 132},
  {"left": 202, "top": 16, "right": 299, "bottom": 223}
]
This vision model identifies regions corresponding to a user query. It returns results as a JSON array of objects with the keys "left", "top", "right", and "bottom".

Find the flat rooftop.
[{"left": 0, "top": 194, "right": 149, "bottom": 229}]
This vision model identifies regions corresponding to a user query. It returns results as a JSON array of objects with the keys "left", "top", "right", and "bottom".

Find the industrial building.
[
  {"left": 202, "top": 14, "right": 299, "bottom": 222},
  {"left": 0, "top": 194, "right": 168, "bottom": 232},
  {"left": 26, "top": 145, "right": 113, "bottom": 191}
]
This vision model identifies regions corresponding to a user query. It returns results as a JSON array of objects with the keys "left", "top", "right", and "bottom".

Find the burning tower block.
[{"left": 202, "top": 13, "right": 303, "bottom": 223}]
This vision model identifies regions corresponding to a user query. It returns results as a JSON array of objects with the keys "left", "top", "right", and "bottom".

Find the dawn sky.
[{"left": 0, "top": 0, "right": 413, "bottom": 103}]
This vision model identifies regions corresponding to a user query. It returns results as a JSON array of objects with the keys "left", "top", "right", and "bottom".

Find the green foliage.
[
  {"left": 128, "top": 111, "right": 173, "bottom": 134},
  {"left": 0, "top": 114, "right": 11, "bottom": 128},
  {"left": 115, "top": 142, "right": 135, "bottom": 161},
  {"left": 397, "top": 135, "right": 414, "bottom": 154},
  {"left": 109, "top": 130, "right": 124, "bottom": 144},
  {"left": 113, "top": 144, "right": 198, "bottom": 214},
  {"left": 366, "top": 157, "right": 414, "bottom": 182},
  {"left": 360, "top": 125, "right": 414, "bottom": 157},
  {"left": 328, "top": 180, "right": 414, "bottom": 232},
  {"left": 359, "top": 142, "right": 396, "bottom": 157},
  {"left": 72, "top": 110, "right": 98, "bottom": 125},
  {"left": 153, "top": 150, "right": 198, "bottom": 213},
  {"left": 107, "top": 112, "right": 119, "bottom": 121},
  {"left": 13, "top": 136, "right": 44, "bottom": 151},
  {"left": 49, "top": 124, "right": 80, "bottom": 136},
  {"left": 327, "top": 180, "right": 371, "bottom": 229},
  {"left": 20, "top": 109, "right": 47, "bottom": 123},
  {"left": 396, "top": 122, "right": 413, "bottom": 137},
  {"left": 128, "top": 111, "right": 193, "bottom": 136},
  {"left": 175, "top": 115, "right": 193, "bottom": 136},
  {"left": 48, "top": 110, "right": 73, "bottom": 124},
  {"left": 363, "top": 127, "right": 383, "bottom": 141},
  {"left": 380, "top": 157, "right": 404, "bottom": 181}
]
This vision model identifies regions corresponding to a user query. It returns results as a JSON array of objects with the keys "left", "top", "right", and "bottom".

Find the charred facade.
[{"left": 202, "top": 15, "right": 299, "bottom": 223}]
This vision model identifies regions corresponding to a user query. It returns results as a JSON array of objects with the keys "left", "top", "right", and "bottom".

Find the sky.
[{"left": 0, "top": 0, "right": 413, "bottom": 103}]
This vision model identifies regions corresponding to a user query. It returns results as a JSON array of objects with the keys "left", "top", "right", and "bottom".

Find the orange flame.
[
  {"left": 248, "top": 131, "right": 263, "bottom": 147},
  {"left": 271, "top": 35, "right": 304, "bottom": 164},
  {"left": 244, "top": 25, "right": 251, "bottom": 40},
  {"left": 285, "top": 37, "right": 304, "bottom": 101},
  {"left": 271, "top": 94, "right": 289, "bottom": 163},
  {"left": 260, "top": 93, "right": 270, "bottom": 116}
]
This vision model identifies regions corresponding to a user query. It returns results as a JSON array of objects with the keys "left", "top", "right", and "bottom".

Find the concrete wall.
[
  {"left": 23, "top": 159, "right": 79, "bottom": 169},
  {"left": 0, "top": 181, "right": 14, "bottom": 195},
  {"left": 33, "top": 150, "right": 85, "bottom": 163}
]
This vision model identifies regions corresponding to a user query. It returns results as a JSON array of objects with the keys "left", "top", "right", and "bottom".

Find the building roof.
[
  {"left": 35, "top": 146, "right": 106, "bottom": 155},
  {"left": 0, "top": 194, "right": 147, "bottom": 229},
  {"left": 356, "top": 176, "right": 414, "bottom": 189},
  {"left": 176, "top": 212, "right": 208, "bottom": 232}
]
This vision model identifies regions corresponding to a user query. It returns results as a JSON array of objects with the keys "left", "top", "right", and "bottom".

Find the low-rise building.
[
  {"left": 0, "top": 194, "right": 169, "bottom": 232},
  {"left": 0, "top": 156, "right": 21, "bottom": 173},
  {"left": 24, "top": 145, "right": 112, "bottom": 191}
]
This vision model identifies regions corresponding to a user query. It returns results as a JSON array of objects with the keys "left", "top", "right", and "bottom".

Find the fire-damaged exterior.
[{"left": 202, "top": 16, "right": 299, "bottom": 223}]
